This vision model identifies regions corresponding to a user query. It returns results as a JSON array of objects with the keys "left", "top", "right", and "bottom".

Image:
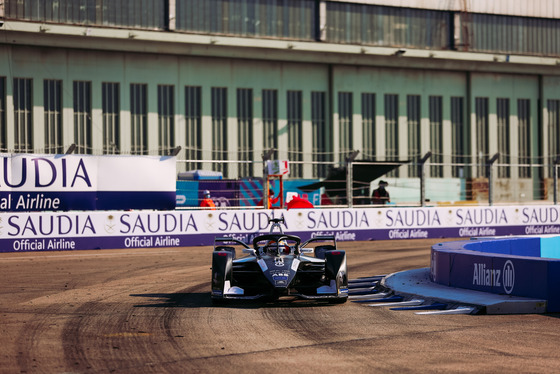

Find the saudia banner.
[
  {"left": 0, "top": 154, "right": 176, "bottom": 212},
  {"left": 1, "top": 205, "right": 560, "bottom": 252}
]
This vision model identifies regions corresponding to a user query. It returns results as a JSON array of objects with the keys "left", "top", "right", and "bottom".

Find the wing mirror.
[
  {"left": 242, "top": 248, "right": 257, "bottom": 256},
  {"left": 300, "top": 248, "right": 313, "bottom": 254}
]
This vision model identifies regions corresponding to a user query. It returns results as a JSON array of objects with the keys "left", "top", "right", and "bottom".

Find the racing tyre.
[{"left": 328, "top": 297, "right": 348, "bottom": 304}]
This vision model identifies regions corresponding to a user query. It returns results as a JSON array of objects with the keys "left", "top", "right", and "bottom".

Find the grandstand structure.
[{"left": 0, "top": 0, "right": 559, "bottom": 204}]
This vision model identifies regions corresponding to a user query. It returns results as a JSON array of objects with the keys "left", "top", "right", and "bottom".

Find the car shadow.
[{"left": 130, "top": 292, "right": 342, "bottom": 309}]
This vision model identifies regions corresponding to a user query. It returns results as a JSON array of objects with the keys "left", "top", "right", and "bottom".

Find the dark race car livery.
[{"left": 211, "top": 217, "right": 348, "bottom": 304}]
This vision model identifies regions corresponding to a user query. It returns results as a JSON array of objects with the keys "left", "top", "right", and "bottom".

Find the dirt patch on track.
[{"left": 1, "top": 240, "right": 560, "bottom": 373}]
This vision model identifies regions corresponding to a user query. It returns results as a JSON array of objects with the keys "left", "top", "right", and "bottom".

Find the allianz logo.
[{"left": 472, "top": 260, "right": 515, "bottom": 294}]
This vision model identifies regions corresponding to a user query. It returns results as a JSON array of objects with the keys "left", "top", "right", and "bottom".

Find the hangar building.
[{"left": 0, "top": 0, "right": 559, "bottom": 203}]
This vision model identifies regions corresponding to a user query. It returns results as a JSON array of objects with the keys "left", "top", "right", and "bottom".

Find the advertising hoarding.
[{"left": 0, "top": 154, "right": 176, "bottom": 211}]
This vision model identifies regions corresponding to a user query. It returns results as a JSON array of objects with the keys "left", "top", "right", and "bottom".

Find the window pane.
[
  {"left": 407, "top": 95, "right": 420, "bottom": 177},
  {"left": 13, "top": 78, "right": 33, "bottom": 153},
  {"left": 212, "top": 87, "right": 228, "bottom": 176},
  {"left": 429, "top": 96, "right": 443, "bottom": 178},
  {"left": 176, "top": 0, "right": 316, "bottom": 41},
  {"left": 185, "top": 86, "right": 202, "bottom": 170},
  {"left": 312, "top": 91, "right": 328, "bottom": 178},
  {"left": 263, "top": 89, "right": 278, "bottom": 160},
  {"left": 548, "top": 100, "right": 560, "bottom": 177},
  {"left": 158, "top": 85, "right": 175, "bottom": 156},
  {"left": 0, "top": 77, "right": 5, "bottom": 152},
  {"left": 338, "top": 92, "right": 353, "bottom": 157},
  {"left": 475, "top": 97, "right": 489, "bottom": 177},
  {"left": 518, "top": 99, "right": 531, "bottom": 178},
  {"left": 385, "top": 94, "right": 398, "bottom": 177},
  {"left": 497, "top": 98, "right": 510, "bottom": 178},
  {"left": 237, "top": 88, "right": 253, "bottom": 177},
  {"left": 287, "top": 90, "right": 302, "bottom": 178},
  {"left": 451, "top": 97, "right": 466, "bottom": 178},
  {"left": 73, "top": 81, "right": 92, "bottom": 154},
  {"left": 102, "top": 82, "right": 120, "bottom": 154},
  {"left": 362, "top": 93, "right": 376, "bottom": 161},
  {"left": 130, "top": 83, "right": 148, "bottom": 155}
]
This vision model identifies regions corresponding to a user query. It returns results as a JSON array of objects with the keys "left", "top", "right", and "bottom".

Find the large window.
[
  {"left": 362, "top": 93, "right": 376, "bottom": 161},
  {"left": 73, "top": 81, "right": 92, "bottom": 154},
  {"left": 176, "top": 0, "right": 316, "bottom": 41},
  {"left": 497, "top": 98, "right": 510, "bottom": 178},
  {"left": 130, "top": 83, "right": 148, "bottom": 155},
  {"left": 475, "top": 97, "right": 489, "bottom": 177},
  {"left": 312, "top": 91, "right": 328, "bottom": 178},
  {"left": 407, "top": 95, "right": 420, "bottom": 177},
  {"left": 263, "top": 89, "right": 278, "bottom": 161},
  {"left": 158, "top": 85, "right": 175, "bottom": 156},
  {"left": 461, "top": 13, "right": 560, "bottom": 57},
  {"left": 13, "top": 78, "right": 33, "bottom": 153},
  {"left": 211, "top": 87, "right": 228, "bottom": 176},
  {"left": 429, "top": 96, "right": 443, "bottom": 178},
  {"left": 385, "top": 94, "right": 399, "bottom": 177},
  {"left": 287, "top": 90, "right": 303, "bottom": 178},
  {"left": 451, "top": 97, "right": 466, "bottom": 178},
  {"left": 518, "top": 99, "right": 531, "bottom": 178},
  {"left": 4, "top": 0, "right": 167, "bottom": 30},
  {"left": 102, "top": 82, "right": 119, "bottom": 154},
  {"left": 338, "top": 92, "right": 353, "bottom": 158},
  {"left": 548, "top": 99, "right": 560, "bottom": 177},
  {"left": 185, "top": 86, "right": 202, "bottom": 170},
  {"left": 327, "top": 3, "right": 449, "bottom": 49},
  {"left": 237, "top": 88, "right": 253, "bottom": 177},
  {"left": 0, "top": 77, "right": 5, "bottom": 152}
]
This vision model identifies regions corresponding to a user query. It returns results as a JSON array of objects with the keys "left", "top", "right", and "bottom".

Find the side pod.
[
  {"left": 324, "top": 250, "right": 346, "bottom": 277},
  {"left": 212, "top": 251, "right": 233, "bottom": 296},
  {"left": 324, "top": 250, "right": 348, "bottom": 288}
]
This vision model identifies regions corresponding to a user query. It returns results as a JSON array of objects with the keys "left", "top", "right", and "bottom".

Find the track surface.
[{"left": 2, "top": 239, "right": 560, "bottom": 373}]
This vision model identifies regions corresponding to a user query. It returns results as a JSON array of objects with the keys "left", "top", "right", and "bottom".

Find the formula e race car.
[{"left": 211, "top": 217, "right": 348, "bottom": 304}]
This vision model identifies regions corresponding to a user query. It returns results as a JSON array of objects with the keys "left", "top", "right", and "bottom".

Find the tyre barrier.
[{"left": 431, "top": 236, "right": 560, "bottom": 313}]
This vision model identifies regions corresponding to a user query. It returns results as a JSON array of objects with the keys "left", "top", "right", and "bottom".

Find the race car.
[{"left": 211, "top": 217, "right": 348, "bottom": 304}]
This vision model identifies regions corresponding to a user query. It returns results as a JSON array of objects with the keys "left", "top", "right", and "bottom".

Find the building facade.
[{"left": 0, "top": 0, "right": 559, "bottom": 203}]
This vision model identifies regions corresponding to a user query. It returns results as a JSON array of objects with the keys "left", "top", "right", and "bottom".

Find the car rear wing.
[
  {"left": 301, "top": 235, "right": 336, "bottom": 249},
  {"left": 214, "top": 237, "right": 251, "bottom": 249}
]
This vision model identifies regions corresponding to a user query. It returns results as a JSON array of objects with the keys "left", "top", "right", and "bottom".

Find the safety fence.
[{"left": 175, "top": 157, "right": 560, "bottom": 209}]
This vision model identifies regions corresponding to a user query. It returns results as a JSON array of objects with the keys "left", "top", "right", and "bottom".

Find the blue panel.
[
  {"left": 509, "top": 238, "right": 540, "bottom": 257},
  {"left": 491, "top": 257, "right": 548, "bottom": 299},
  {"left": 288, "top": 180, "right": 322, "bottom": 206},
  {"left": 449, "top": 252, "right": 495, "bottom": 291},
  {"left": 478, "top": 239, "right": 511, "bottom": 255},
  {"left": 462, "top": 241, "right": 482, "bottom": 252},
  {"left": 540, "top": 236, "right": 560, "bottom": 259},
  {"left": 431, "top": 248, "right": 450, "bottom": 285},
  {"left": 546, "top": 262, "right": 560, "bottom": 312},
  {"left": 176, "top": 180, "right": 199, "bottom": 207}
]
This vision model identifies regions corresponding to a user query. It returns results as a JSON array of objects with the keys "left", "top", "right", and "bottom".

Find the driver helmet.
[
  {"left": 203, "top": 190, "right": 211, "bottom": 198},
  {"left": 266, "top": 239, "right": 291, "bottom": 255},
  {"left": 279, "top": 239, "right": 291, "bottom": 255}
]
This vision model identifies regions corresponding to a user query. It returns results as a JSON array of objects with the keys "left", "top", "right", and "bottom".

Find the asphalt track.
[{"left": 2, "top": 238, "right": 560, "bottom": 373}]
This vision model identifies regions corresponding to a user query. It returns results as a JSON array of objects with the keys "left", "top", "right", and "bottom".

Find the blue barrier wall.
[{"left": 431, "top": 236, "right": 560, "bottom": 313}]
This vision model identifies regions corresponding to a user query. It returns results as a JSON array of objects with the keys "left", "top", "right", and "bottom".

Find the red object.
[
  {"left": 320, "top": 193, "right": 333, "bottom": 205},
  {"left": 286, "top": 196, "right": 314, "bottom": 210},
  {"left": 200, "top": 198, "right": 216, "bottom": 209}
]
